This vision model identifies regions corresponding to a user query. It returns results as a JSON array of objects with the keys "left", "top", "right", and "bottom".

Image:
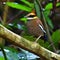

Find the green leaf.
[
  {"left": 34, "top": 0, "right": 41, "bottom": 18},
  {"left": 0, "top": 56, "right": 4, "bottom": 60},
  {"left": 44, "top": 3, "right": 54, "bottom": 29},
  {"left": 45, "top": 3, "right": 53, "bottom": 10},
  {"left": 20, "top": 17, "right": 28, "bottom": 23},
  {"left": 6, "top": 2, "right": 32, "bottom": 12},
  {"left": 52, "top": 30, "right": 60, "bottom": 47},
  {"left": 52, "top": 30, "right": 60, "bottom": 42},
  {"left": 45, "top": 2, "right": 60, "bottom": 10},
  {"left": 44, "top": 11, "right": 54, "bottom": 29},
  {"left": 21, "top": 0, "right": 34, "bottom": 8},
  {"left": 56, "top": 2, "right": 60, "bottom": 7}
]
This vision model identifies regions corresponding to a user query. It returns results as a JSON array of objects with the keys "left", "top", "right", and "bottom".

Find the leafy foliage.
[
  {"left": 6, "top": 1, "right": 55, "bottom": 30},
  {"left": 44, "top": 2, "right": 60, "bottom": 29},
  {"left": 34, "top": 0, "right": 54, "bottom": 29},
  {"left": 20, "top": 17, "right": 28, "bottom": 23},
  {"left": 45, "top": 2, "right": 60, "bottom": 10},
  {"left": 21, "top": 0, "right": 34, "bottom": 8},
  {"left": 56, "top": 2, "right": 60, "bottom": 7},
  {"left": 5, "top": 0, "right": 60, "bottom": 53},
  {"left": 0, "top": 56, "right": 4, "bottom": 60},
  {"left": 39, "top": 29, "right": 60, "bottom": 50},
  {"left": 6, "top": 2, "right": 33, "bottom": 12},
  {"left": 52, "top": 30, "right": 60, "bottom": 48},
  {"left": 44, "top": 10, "right": 54, "bottom": 29},
  {"left": 45, "top": 3, "right": 53, "bottom": 10},
  {"left": 6, "top": 1, "right": 34, "bottom": 23},
  {"left": 1, "top": 0, "right": 60, "bottom": 60},
  {"left": 34, "top": 0, "right": 41, "bottom": 19},
  {"left": 38, "top": 39, "right": 49, "bottom": 48}
]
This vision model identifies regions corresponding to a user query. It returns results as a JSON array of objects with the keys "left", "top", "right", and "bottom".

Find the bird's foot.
[{"left": 35, "top": 35, "right": 42, "bottom": 42}]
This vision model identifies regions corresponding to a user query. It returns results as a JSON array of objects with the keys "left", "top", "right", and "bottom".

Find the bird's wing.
[{"left": 38, "top": 24, "right": 46, "bottom": 33}]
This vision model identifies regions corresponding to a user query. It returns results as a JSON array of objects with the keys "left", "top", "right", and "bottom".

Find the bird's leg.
[{"left": 35, "top": 35, "right": 42, "bottom": 42}]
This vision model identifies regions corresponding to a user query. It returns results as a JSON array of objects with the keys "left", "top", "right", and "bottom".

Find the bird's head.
[{"left": 25, "top": 13, "right": 38, "bottom": 21}]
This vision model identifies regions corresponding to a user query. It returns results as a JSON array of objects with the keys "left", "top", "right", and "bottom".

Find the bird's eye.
[{"left": 28, "top": 15, "right": 36, "bottom": 18}]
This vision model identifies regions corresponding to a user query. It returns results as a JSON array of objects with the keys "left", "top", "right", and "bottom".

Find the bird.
[{"left": 25, "top": 13, "right": 46, "bottom": 42}]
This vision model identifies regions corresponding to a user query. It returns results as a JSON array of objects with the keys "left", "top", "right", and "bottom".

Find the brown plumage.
[{"left": 25, "top": 13, "right": 46, "bottom": 42}]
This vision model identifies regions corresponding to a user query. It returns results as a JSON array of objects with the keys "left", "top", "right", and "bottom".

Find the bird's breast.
[{"left": 26, "top": 20, "right": 44, "bottom": 37}]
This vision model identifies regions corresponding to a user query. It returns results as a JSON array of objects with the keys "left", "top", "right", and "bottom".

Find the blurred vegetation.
[{"left": 0, "top": 0, "right": 60, "bottom": 60}]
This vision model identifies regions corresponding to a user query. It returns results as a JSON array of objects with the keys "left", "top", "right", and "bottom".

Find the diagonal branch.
[{"left": 0, "top": 24, "right": 60, "bottom": 60}]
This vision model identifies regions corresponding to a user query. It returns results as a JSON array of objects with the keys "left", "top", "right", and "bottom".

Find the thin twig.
[{"left": 2, "top": 1, "right": 9, "bottom": 25}]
